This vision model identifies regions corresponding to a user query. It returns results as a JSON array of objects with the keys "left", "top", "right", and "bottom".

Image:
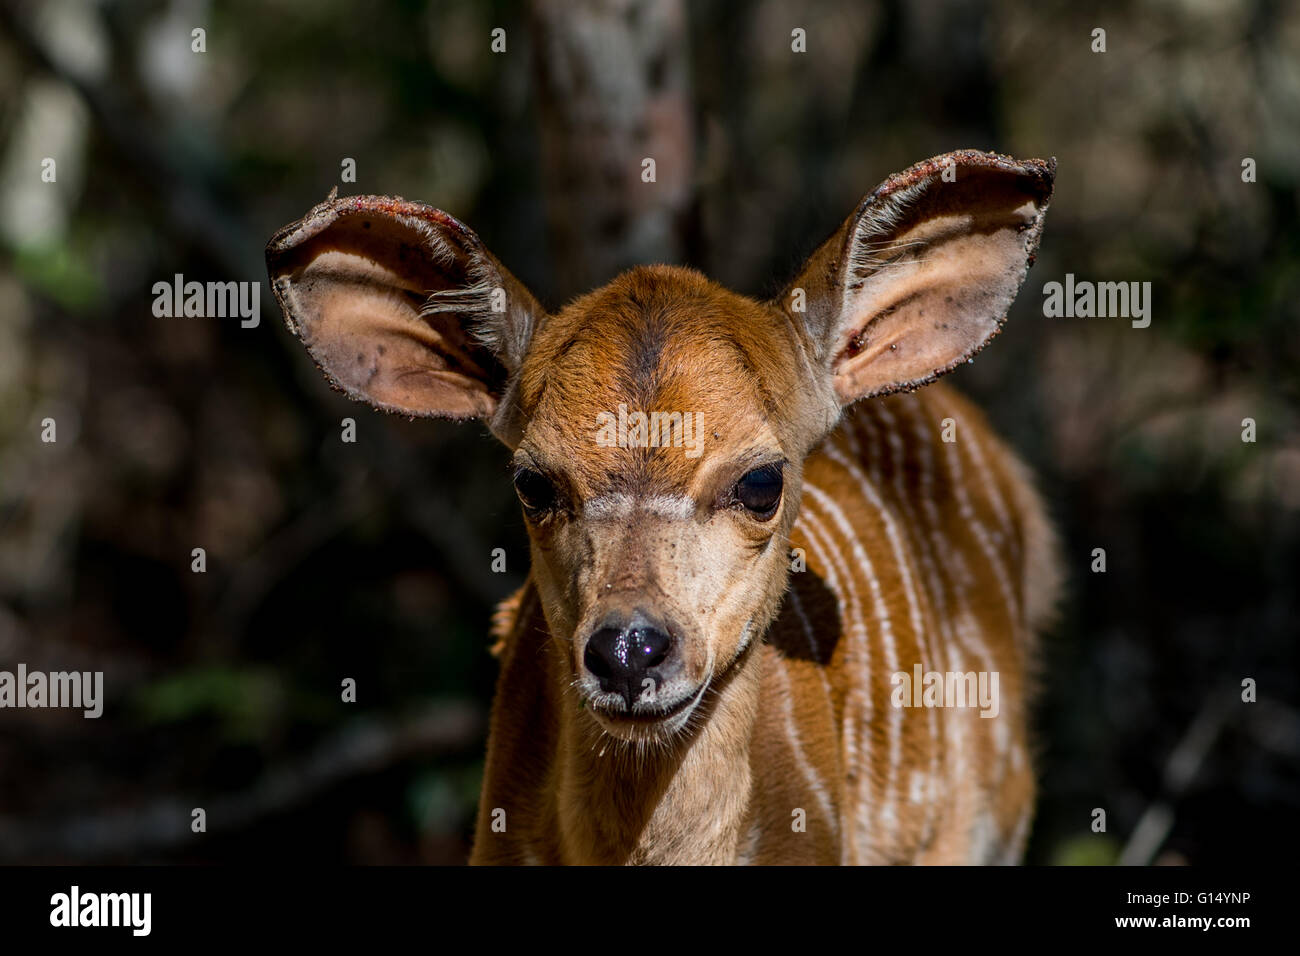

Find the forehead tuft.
[
  {"left": 514, "top": 266, "right": 806, "bottom": 497},
  {"left": 521, "top": 266, "right": 792, "bottom": 413}
]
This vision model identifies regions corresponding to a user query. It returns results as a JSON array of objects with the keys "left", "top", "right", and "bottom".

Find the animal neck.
[{"left": 549, "top": 640, "right": 766, "bottom": 865}]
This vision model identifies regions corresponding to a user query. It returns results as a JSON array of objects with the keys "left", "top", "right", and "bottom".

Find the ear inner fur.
[
  {"left": 775, "top": 150, "right": 1055, "bottom": 404},
  {"left": 266, "top": 194, "right": 543, "bottom": 423}
]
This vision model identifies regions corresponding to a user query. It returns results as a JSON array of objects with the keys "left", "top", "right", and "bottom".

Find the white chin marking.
[{"left": 592, "top": 682, "right": 711, "bottom": 742}]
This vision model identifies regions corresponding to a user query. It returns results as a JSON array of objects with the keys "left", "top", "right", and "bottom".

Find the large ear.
[
  {"left": 266, "top": 194, "right": 544, "bottom": 444},
  {"left": 777, "top": 150, "right": 1055, "bottom": 403}
]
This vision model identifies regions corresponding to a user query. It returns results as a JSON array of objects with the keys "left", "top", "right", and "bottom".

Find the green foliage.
[
  {"left": 1052, "top": 834, "right": 1122, "bottom": 866},
  {"left": 12, "top": 241, "right": 101, "bottom": 313},
  {"left": 131, "top": 666, "right": 284, "bottom": 743}
]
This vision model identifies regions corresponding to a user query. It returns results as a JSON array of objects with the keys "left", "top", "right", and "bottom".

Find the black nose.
[{"left": 583, "top": 614, "right": 673, "bottom": 710}]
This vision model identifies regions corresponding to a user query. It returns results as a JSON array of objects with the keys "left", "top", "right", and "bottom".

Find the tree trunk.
[{"left": 530, "top": 0, "right": 694, "bottom": 300}]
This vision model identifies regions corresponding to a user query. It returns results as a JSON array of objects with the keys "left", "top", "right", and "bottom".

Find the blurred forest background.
[{"left": 0, "top": 0, "right": 1297, "bottom": 865}]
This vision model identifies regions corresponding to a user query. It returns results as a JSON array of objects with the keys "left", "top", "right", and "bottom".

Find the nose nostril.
[
  {"left": 583, "top": 627, "right": 623, "bottom": 680},
  {"left": 629, "top": 627, "right": 671, "bottom": 670}
]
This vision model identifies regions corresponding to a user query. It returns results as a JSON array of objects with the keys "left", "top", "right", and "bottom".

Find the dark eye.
[
  {"left": 734, "top": 464, "right": 783, "bottom": 519},
  {"left": 513, "top": 467, "right": 555, "bottom": 514}
]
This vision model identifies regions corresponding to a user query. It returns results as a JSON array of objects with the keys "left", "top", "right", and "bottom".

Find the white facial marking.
[{"left": 582, "top": 493, "right": 695, "bottom": 521}]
